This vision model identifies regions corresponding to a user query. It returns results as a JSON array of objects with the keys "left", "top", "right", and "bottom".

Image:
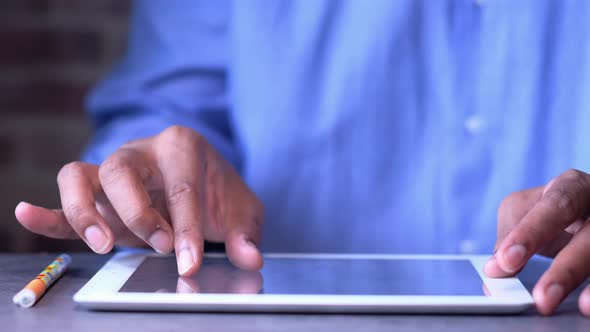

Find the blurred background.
[{"left": 0, "top": 0, "right": 131, "bottom": 252}]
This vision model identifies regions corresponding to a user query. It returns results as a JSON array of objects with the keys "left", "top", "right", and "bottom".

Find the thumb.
[
  {"left": 15, "top": 202, "right": 78, "bottom": 239},
  {"left": 225, "top": 229, "right": 264, "bottom": 271},
  {"left": 223, "top": 191, "right": 264, "bottom": 271}
]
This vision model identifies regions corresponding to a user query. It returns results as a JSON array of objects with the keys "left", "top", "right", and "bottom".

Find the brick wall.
[{"left": 0, "top": 0, "right": 131, "bottom": 252}]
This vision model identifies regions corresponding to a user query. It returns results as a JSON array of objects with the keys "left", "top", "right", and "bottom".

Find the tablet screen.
[{"left": 118, "top": 256, "right": 485, "bottom": 296}]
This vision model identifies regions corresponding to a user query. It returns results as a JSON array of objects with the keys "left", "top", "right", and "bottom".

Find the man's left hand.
[{"left": 486, "top": 169, "right": 590, "bottom": 316}]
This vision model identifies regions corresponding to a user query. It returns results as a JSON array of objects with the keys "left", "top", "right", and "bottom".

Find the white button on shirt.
[
  {"left": 464, "top": 115, "right": 485, "bottom": 135},
  {"left": 459, "top": 239, "right": 479, "bottom": 254}
]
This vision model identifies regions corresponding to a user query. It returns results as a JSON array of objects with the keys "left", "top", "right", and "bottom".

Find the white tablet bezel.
[{"left": 73, "top": 252, "right": 533, "bottom": 314}]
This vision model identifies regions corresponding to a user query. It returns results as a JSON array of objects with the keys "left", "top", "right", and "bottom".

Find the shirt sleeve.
[{"left": 82, "top": 0, "right": 240, "bottom": 169}]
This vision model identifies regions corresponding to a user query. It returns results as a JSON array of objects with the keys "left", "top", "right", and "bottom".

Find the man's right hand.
[{"left": 15, "top": 125, "right": 264, "bottom": 276}]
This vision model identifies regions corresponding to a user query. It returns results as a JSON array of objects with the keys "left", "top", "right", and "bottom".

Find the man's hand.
[
  {"left": 485, "top": 169, "right": 590, "bottom": 316},
  {"left": 15, "top": 126, "right": 264, "bottom": 276}
]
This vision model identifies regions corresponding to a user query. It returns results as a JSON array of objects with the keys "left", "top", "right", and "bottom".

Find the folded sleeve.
[{"left": 82, "top": 0, "right": 240, "bottom": 169}]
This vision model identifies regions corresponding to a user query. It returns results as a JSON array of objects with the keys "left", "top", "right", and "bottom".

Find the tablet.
[{"left": 73, "top": 252, "right": 533, "bottom": 314}]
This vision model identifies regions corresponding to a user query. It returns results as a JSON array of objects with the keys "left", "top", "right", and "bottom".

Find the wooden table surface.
[{"left": 1, "top": 253, "right": 588, "bottom": 331}]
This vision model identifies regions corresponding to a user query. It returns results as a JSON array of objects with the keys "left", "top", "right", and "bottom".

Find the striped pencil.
[{"left": 13, "top": 254, "right": 72, "bottom": 308}]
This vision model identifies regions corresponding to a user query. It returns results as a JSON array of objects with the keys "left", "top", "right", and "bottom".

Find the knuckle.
[
  {"left": 561, "top": 169, "right": 590, "bottom": 195},
  {"left": 543, "top": 169, "right": 590, "bottom": 221},
  {"left": 122, "top": 209, "right": 151, "bottom": 230},
  {"left": 499, "top": 191, "right": 521, "bottom": 213},
  {"left": 99, "top": 155, "right": 132, "bottom": 183},
  {"left": 174, "top": 224, "right": 199, "bottom": 238},
  {"left": 544, "top": 188, "right": 580, "bottom": 221},
  {"left": 57, "top": 161, "right": 85, "bottom": 183},
  {"left": 162, "top": 125, "right": 200, "bottom": 141},
  {"left": 497, "top": 191, "right": 527, "bottom": 221},
  {"left": 167, "top": 181, "right": 197, "bottom": 206},
  {"left": 562, "top": 169, "right": 588, "bottom": 183},
  {"left": 63, "top": 204, "right": 91, "bottom": 223},
  {"left": 160, "top": 125, "right": 205, "bottom": 149}
]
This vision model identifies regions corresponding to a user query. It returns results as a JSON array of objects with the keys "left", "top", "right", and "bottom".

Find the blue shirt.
[{"left": 83, "top": 0, "right": 590, "bottom": 254}]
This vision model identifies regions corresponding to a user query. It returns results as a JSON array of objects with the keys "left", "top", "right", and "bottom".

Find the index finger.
[
  {"left": 157, "top": 127, "right": 207, "bottom": 276},
  {"left": 494, "top": 170, "right": 590, "bottom": 275}
]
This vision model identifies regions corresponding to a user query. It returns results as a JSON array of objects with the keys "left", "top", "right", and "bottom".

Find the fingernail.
[
  {"left": 503, "top": 244, "right": 527, "bottom": 272},
  {"left": 84, "top": 225, "right": 108, "bottom": 252},
  {"left": 148, "top": 230, "right": 172, "bottom": 253},
  {"left": 580, "top": 292, "right": 590, "bottom": 316},
  {"left": 546, "top": 283, "right": 565, "bottom": 307},
  {"left": 246, "top": 239, "right": 258, "bottom": 249},
  {"left": 177, "top": 249, "right": 195, "bottom": 276}
]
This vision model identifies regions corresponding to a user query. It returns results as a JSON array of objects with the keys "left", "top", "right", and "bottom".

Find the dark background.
[{"left": 0, "top": 0, "right": 132, "bottom": 252}]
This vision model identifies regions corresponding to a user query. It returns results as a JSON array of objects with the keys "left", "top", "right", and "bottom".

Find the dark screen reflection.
[{"left": 119, "top": 256, "right": 485, "bottom": 296}]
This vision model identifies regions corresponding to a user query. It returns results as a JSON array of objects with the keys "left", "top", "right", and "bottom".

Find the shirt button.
[
  {"left": 460, "top": 239, "right": 478, "bottom": 254},
  {"left": 464, "top": 115, "right": 485, "bottom": 134}
]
